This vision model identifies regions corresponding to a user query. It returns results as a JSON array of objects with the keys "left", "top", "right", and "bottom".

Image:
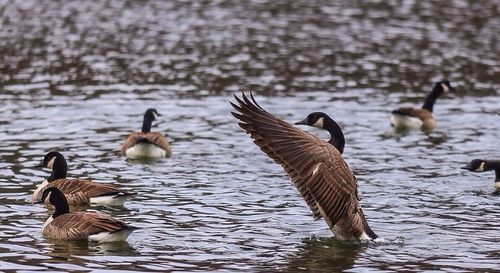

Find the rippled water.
[{"left": 1, "top": 0, "right": 499, "bottom": 272}]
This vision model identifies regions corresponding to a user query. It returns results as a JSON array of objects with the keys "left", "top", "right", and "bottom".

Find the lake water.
[{"left": 0, "top": 0, "right": 499, "bottom": 272}]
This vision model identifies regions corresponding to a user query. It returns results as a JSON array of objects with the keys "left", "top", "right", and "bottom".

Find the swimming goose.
[
  {"left": 230, "top": 93, "right": 377, "bottom": 241},
  {"left": 37, "top": 187, "right": 136, "bottom": 242},
  {"left": 462, "top": 159, "right": 500, "bottom": 192},
  {"left": 390, "top": 80, "right": 454, "bottom": 132},
  {"left": 121, "top": 108, "right": 171, "bottom": 159},
  {"left": 33, "top": 151, "right": 135, "bottom": 206}
]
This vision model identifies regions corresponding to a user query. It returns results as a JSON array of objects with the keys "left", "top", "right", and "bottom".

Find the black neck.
[
  {"left": 48, "top": 157, "right": 67, "bottom": 182},
  {"left": 422, "top": 85, "right": 443, "bottom": 112},
  {"left": 323, "top": 116, "right": 345, "bottom": 154},
  {"left": 142, "top": 114, "right": 153, "bottom": 133},
  {"left": 485, "top": 161, "right": 500, "bottom": 182},
  {"left": 53, "top": 195, "right": 69, "bottom": 218}
]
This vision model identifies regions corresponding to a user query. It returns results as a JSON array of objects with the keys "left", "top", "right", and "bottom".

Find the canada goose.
[
  {"left": 390, "top": 80, "right": 454, "bottom": 132},
  {"left": 33, "top": 151, "right": 135, "bottom": 206},
  {"left": 230, "top": 93, "right": 377, "bottom": 241},
  {"left": 37, "top": 187, "right": 136, "bottom": 242},
  {"left": 121, "top": 108, "right": 171, "bottom": 159},
  {"left": 462, "top": 159, "right": 500, "bottom": 192}
]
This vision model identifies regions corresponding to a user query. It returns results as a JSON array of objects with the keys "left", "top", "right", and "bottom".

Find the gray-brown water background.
[{"left": 0, "top": 0, "right": 499, "bottom": 272}]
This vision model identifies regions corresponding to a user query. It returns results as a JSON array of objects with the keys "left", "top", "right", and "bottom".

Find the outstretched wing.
[{"left": 231, "top": 93, "right": 359, "bottom": 225}]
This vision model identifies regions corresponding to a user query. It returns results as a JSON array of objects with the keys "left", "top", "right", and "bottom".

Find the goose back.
[
  {"left": 43, "top": 211, "right": 133, "bottom": 241},
  {"left": 121, "top": 131, "right": 171, "bottom": 158},
  {"left": 34, "top": 179, "right": 135, "bottom": 206},
  {"left": 391, "top": 107, "right": 436, "bottom": 131}
]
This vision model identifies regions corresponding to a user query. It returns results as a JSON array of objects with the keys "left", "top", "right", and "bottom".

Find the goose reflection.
[
  {"left": 285, "top": 237, "right": 366, "bottom": 272},
  {"left": 46, "top": 239, "right": 90, "bottom": 260},
  {"left": 46, "top": 239, "right": 137, "bottom": 260}
]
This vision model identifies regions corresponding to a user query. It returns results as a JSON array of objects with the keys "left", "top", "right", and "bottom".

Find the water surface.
[{"left": 0, "top": 0, "right": 499, "bottom": 272}]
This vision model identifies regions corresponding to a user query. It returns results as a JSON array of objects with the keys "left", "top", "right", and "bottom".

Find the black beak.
[
  {"left": 461, "top": 165, "right": 472, "bottom": 171},
  {"left": 295, "top": 119, "right": 308, "bottom": 125},
  {"left": 37, "top": 160, "right": 44, "bottom": 168}
]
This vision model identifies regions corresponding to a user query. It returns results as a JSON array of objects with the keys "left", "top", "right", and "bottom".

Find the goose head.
[
  {"left": 435, "top": 80, "right": 454, "bottom": 94},
  {"left": 39, "top": 151, "right": 65, "bottom": 170},
  {"left": 36, "top": 187, "right": 70, "bottom": 217},
  {"left": 39, "top": 151, "right": 68, "bottom": 181},
  {"left": 295, "top": 112, "right": 330, "bottom": 129},
  {"left": 145, "top": 108, "right": 161, "bottom": 121},
  {"left": 142, "top": 108, "right": 161, "bottom": 133},
  {"left": 462, "top": 159, "right": 487, "bottom": 172},
  {"left": 295, "top": 112, "right": 345, "bottom": 154}
]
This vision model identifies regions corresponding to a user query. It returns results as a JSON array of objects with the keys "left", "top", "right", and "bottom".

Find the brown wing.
[
  {"left": 43, "top": 211, "right": 130, "bottom": 240},
  {"left": 41, "top": 179, "right": 131, "bottom": 205},
  {"left": 392, "top": 107, "right": 432, "bottom": 120},
  {"left": 121, "top": 132, "right": 171, "bottom": 155},
  {"left": 231, "top": 93, "right": 359, "bottom": 224},
  {"left": 305, "top": 162, "right": 376, "bottom": 240}
]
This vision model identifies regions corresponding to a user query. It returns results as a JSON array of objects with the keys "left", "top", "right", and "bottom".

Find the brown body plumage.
[
  {"left": 230, "top": 93, "right": 377, "bottom": 241},
  {"left": 391, "top": 107, "right": 436, "bottom": 131},
  {"left": 43, "top": 211, "right": 132, "bottom": 241},
  {"left": 38, "top": 187, "right": 136, "bottom": 242},
  {"left": 35, "top": 151, "right": 135, "bottom": 206},
  {"left": 34, "top": 179, "right": 134, "bottom": 206},
  {"left": 391, "top": 80, "right": 454, "bottom": 132},
  {"left": 121, "top": 131, "right": 171, "bottom": 157}
]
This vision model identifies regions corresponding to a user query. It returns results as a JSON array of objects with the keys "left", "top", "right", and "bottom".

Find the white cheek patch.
[
  {"left": 312, "top": 117, "right": 324, "bottom": 128},
  {"left": 441, "top": 83, "right": 450, "bottom": 92},
  {"left": 46, "top": 157, "right": 56, "bottom": 169},
  {"left": 45, "top": 191, "right": 52, "bottom": 203},
  {"left": 475, "top": 162, "right": 485, "bottom": 172}
]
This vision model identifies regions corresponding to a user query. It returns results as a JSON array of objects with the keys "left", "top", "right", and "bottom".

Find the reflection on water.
[
  {"left": 0, "top": 0, "right": 499, "bottom": 272},
  {"left": 46, "top": 240, "right": 137, "bottom": 260},
  {"left": 285, "top": 237, "right": 366, "bottom": 272},
  {"left": 45, "top": 240, "right": 91, "bottom": 260}
]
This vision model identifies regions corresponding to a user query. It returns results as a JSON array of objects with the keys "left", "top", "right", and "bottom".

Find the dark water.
[{"left": 0, "top": 0, "right": 499, "bottom": 272}]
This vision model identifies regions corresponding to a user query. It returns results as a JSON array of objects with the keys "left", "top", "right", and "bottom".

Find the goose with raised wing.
[
  {"left": 230, "top": 93, "right": 377, "bottom": 241},
  {"left": 37, "top": 187, "right": 137, "bottom": 242},
  {"left": 122, "top": 108, "right": 171, "bottom": 159},
  {"left": 33, "top": 151, "right": 135, "bottom": 206},
  {"left": 390, "top": 80, "right": 454, "bottom": 132}
]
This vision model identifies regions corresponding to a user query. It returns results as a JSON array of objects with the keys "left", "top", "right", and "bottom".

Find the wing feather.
[
  {"left": 231, "top": 93, "right": 359, "bottom": 222},
  {"left": 392, "top": 107, "right": 432, "bottom": 120},
  {"left": 121, "top": 132, "right": 171, "bottom": 155},
  {"left": 43, "top": 212, "right": 130, "bottom": 240},
  {"left": 39, "top": 179, "right": 133, "bottom": 205}
]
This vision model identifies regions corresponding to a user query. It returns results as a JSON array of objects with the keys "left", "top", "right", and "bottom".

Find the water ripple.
[{"left": 0, "top": 0, "right": 499, "bottom": 272}]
